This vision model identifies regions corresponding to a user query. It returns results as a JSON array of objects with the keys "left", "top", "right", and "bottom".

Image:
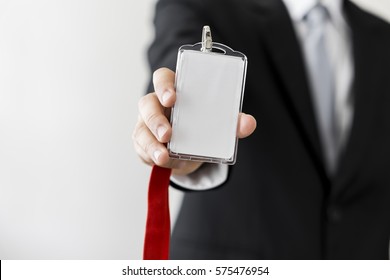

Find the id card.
[{"left": 168, "top": 26, "right": 247, "bottom": 164}]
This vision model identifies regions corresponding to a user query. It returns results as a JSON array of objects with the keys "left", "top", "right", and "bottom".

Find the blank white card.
[{"left": 169, "top": 50, "right": 246, "bottom": 164}]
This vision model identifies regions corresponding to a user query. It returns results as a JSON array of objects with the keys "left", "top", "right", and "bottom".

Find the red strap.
[{"left": 143, "top": 165, "right": 172, "bottom": 260}]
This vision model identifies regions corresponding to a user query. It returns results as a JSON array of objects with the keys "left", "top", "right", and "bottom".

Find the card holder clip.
[{"left": 201, "top": 25, "right": 213, "bottom": 52}]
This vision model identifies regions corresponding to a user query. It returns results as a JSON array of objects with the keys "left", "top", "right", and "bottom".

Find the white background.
[{"left": 0, "top": 0, "right": 389, "bottom": 259}]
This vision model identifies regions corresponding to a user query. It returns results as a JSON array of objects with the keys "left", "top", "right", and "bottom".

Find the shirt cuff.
[{"left": 170, "top": 163, "right": 228, "bottom": 191}]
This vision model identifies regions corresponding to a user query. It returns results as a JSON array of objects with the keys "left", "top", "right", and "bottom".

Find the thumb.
[{"left": 237, "top": 113, "right": 257, "bottom": 139}]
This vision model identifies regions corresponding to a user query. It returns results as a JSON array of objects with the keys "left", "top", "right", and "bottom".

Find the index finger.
[{"left": 153, "top": 67, "right": 176, "bottom": 107}]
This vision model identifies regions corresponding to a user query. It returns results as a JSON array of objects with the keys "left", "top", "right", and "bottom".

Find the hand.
[{"left": 133, "top": 67, "right": 257, "bottom": 176}]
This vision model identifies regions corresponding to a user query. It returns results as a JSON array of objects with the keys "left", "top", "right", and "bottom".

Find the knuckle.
[
  {"left": 144, "top": 141, "right": 156, "bottom": 156},
  {"left": 145, "top": 112, "right": 163, "bottom": 128},
  {"left": 153, "top": 67, "right": 168, "bottom": 80},
  {"left": 132, "top": 125, "right": 152, "bottom": 155},
  {"left": 138, "top": 94, "right": 150, "bottom": 111},
  {"left": 131, "top": 126, "right": 138, "bottom": 142},
  {"left": 134, "top": 143, "right": 153, "bottom": 166},
  {"left": 131, "top": 120, "right": 143, "bottom": 141},
  {"left": 135, "top": 126, "right": 157, "bottom": 156}
]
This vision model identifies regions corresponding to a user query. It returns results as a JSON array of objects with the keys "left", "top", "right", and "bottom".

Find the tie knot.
[{"left": 304, "top": 4, "right": 329, "bottom": 27}]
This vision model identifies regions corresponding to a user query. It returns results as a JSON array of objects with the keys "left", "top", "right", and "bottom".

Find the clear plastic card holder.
[{"left": 168, "top": 26, "right": 248, "bottom": 164}]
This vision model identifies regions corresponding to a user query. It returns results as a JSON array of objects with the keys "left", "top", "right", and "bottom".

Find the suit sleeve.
[{"left": 146, "top": 0, "right": 208, "bottom": 92}]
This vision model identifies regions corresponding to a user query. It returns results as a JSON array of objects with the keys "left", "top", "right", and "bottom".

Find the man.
[{"left": 133, "top": 0, "right": 390, "bottom": 259}]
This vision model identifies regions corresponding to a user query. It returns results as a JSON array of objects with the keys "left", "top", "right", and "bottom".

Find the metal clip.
[{"left": 201, "top": 25, "right": 213, "bottom": 52}]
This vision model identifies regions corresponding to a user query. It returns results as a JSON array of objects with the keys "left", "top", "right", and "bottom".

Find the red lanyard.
[{"left": 143, "top": 165, "right": 172, "bottom": 260}]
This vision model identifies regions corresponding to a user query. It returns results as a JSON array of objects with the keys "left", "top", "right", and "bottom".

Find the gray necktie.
[{"left": 303, "top": 4, "right": 340, "bottom": 175}]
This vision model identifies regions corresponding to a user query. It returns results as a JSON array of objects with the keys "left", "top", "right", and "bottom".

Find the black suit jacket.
[{"left": 147, "top": 0, "right": 390, "bottom": 259}]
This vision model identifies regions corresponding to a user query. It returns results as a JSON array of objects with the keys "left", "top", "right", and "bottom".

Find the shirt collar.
[{"left": 282, "top": 0, "right": 344, "bottom": 22}]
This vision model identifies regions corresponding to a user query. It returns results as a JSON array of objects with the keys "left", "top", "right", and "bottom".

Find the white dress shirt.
[{"left": 171, "top": 0, "right": 354, "bottom": 190}]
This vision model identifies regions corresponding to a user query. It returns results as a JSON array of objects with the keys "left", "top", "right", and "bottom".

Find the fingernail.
[
  {"left": 153, "top": 150, "right": 162, "bottom": 162},
  {"left": 162, "top": 90, "right": 172, "bottom": 104},
  {"left": 157, "top": 126, "right": 167, "bottom": 140}
]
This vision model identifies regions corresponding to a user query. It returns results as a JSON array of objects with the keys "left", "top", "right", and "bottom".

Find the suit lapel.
[
  {"left": 259, "top": 0, "right": 327, "bottom": 177},
  {"left": 332, "top": 1, "right": 384, "bottom": 196}
]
